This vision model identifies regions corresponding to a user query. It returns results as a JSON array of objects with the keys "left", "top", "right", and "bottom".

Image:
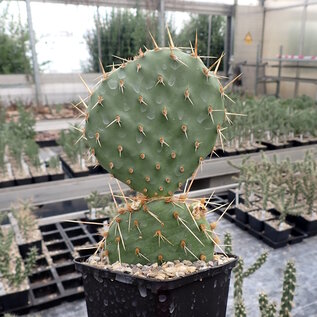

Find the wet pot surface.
[{"left": 75, "top": 255, "right": 237, "bottom": 317}]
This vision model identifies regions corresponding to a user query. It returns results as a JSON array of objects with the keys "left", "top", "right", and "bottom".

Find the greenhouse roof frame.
[{"left": 19, "top": 0, "right": 234, "bottom": 16}]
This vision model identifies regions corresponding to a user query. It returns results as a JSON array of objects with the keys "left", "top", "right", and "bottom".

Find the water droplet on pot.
[
  {"left": 213, "top": 280, "right": 217, "bottom": 288},
  {"left": 138, "top": 285, "right": 147, "bottom": 298},
  {"left": 159, "top": 295, "right": 167, "bottom": 302},
  {"left": 132, "top": 300, "right": 137, "bottom": 307},
  {"left": 104, "top": 299, "right": 108, "bottom": 306},
  {"left": 169, "top": 302, "right": 176, "bottom": 313},
  {"left": 93, "top": 271, "right": 103, "bottom": 283}
]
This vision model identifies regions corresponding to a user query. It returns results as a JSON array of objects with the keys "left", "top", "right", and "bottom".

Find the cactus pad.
[
  {"left": 84, "top": 47, "right": 225, "bottom": 197},
  {"left": 104, "top": 199, "right": 216, "bottom": 264}
]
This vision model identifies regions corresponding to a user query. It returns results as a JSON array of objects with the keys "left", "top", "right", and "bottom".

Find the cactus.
[
  {"left": 223, "top": 232, "right": 267, "bottom": 317},
  {"left": 77, "top": 30, "right": 239, "bottom": 264},
  {"left": 258, "top": 261, "right": 296, "bottom": 317},
  {"left": 279, "top": 261, "right": 296, "bottom": 317}
]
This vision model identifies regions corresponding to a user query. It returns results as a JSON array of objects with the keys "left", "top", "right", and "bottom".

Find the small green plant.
[
  {"left": 11, "top": 200, "right": 38, "bottom": 242},
  {"left": 48, "top": 156, "right": 61, "bottom": 171},
  {"left": 271, "top": 188, "right": 301, "bottom": 227},
  {"left": 225, "top": 232, "right": 268, "bottom": 317},
  {"left": 0, "top": 228, "right": 37, "bottom": 288},
  {"left": 85, "top": 191, "right": 117, "bottom": 219},
  {"left": 258, "top": 261, "right": 296, "bottom": 317}
]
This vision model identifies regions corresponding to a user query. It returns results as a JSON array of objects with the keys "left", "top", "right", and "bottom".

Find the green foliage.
[
  {"left": 224, "top": 232, "right": 232, "bottom": 255},
  {"left": 85, "top": 191, "right": 117, "bottom": 219},
  {"left": 228, "top": 231, "right": 268, "bottom": 317},
  {"left": 230, "top": 151, "right": 317, "bottom": 219},
  {"left": 176, "top": 15, "right": 225, "bottom": 69},
  {"left": 11, "top": 200, "right": 37, "bottom": 242},
  {"left": 85, "top": 9, "right": 175, "bottom": 72},
  {"left": 48, "top": 156, "right": 60, "bottom": 171},
  {"left": 224, "top": 95, "right": 317, "bottom": 146},
  {"left": 0, "top": 228, "right": 37, "bottom": 288},
  {"left": 0, "top": 6, "right": 31, "bottom": 74},
  {"left": 58, "top": 126, "right": 87, "bottom": 164},
  {"left": 279, "top": 261, "right": 296, "bottom": 317},
  {"left": 259, "top": 261, "right": 296, "bottom": 317}
]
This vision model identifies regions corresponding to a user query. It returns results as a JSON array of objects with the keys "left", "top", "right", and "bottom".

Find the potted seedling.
[
  {"left": 228, "top": 158, "right": 259, "bottom": 224},
  {"left": 74, "top": 30, "right": 239, "bottom": 317},
  {"left": 58, "top": 127, "right": 89, "bottom": 177},
  {"left": 249, "top": 170, "right": 275, "bottom": 232},
  {"left": 9, "top": 200, "right": 42, "bottom": 258},
  {"left": 296, "top": 167, "right": 317, "bottom": 235},
  {"left": 264, "top": 188, "right": 300, "bottom": 242},
  {"left": 24, "top": 139, "right": 49, "bottom": 183},
  {"left": 46, "top": 155, "right": 65, "bottom": 181},
  {"left": 85, "top": 191, "right": 117, "bottom": 234},
  {"left": 0, "top": 226, "right": 37, "bottom": 312}
]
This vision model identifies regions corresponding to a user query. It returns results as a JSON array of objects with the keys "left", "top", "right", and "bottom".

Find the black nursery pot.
[
  {"left": 248, "top": 212, "right": 264, "bottom": 232},
  {"left": 85, "top": 216, "right": 110, "bottom": 234},
  {"left": 75, "top": 255, "right": 237, "bottom": 317},
  {"left": 235, "top": 206, "right": 249, "bottom": 224},
  {"left": 264, "top": 221, "right": 293, "bottom": 242},
  {"left": 0, "top": 289, "right": 29, "bottom": 312},
  {"left": 294, "top": 215, "right": 317, "bottom": 235}
]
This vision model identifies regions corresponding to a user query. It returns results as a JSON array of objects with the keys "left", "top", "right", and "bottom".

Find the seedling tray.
[{"left": 2, "top": 218, "right": 101, "bottom": 315}]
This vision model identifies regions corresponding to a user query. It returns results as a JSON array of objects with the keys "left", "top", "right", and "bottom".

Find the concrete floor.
[{"left": 23, "top": 211, "right": 317, "bottom": 317}]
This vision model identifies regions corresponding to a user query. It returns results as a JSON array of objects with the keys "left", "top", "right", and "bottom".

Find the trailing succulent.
[{"left": 78, "top": 31, "right": 236, "bottom": 264}]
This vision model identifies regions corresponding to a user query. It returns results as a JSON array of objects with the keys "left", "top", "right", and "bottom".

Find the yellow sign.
[{"left": 244, "top": 32, "right": 252, "bottom": 44}]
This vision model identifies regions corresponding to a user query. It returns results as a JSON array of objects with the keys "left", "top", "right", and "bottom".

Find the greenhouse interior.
[{"left": 0, "top": 0, "right": 316, "bottom": 316}]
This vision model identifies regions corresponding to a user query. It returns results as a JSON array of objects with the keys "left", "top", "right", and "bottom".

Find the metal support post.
[
  {"left": 207, "top": 15, "right": 212, "bottom": 67},
  {"left": 224, "top": 15, "right": 232, "bottom": 76},
  {"left": 159, "top": 0, "right": 165, "bottom": 47},
  {"left": 96, "top": 6, "right": 102, "bottom": 71},
  {"left": 254, "top": 44, "right": 260, "bottom": 96},
  {"left": 294, "top": 0, "right": 308, "bottom": 97},
  {"left": 276, "top": 45, "right": 283, "bottom": 98},
  {"left": 25, "top": 0, "right": 42, "bottom": 106}
]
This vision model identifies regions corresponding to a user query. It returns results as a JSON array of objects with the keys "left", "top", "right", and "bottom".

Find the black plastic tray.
[{"left": 2, "top": 218, "right": 101, "bottom": 315}]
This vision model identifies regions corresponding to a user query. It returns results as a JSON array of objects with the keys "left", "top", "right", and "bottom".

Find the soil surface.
[
  {"left": 266, "top": 219, "right": 292, "bottom": 231},
  {"left": 87, "top": 254, "right": 235, "bottom": 280},
  {"left": 250, "top": 210, "right": 275, "bottom": 221}
]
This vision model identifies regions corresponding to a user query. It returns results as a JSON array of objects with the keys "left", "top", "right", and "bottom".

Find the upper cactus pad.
[{"left": 85, "top": 47, "right": 225, "bottom": 197}]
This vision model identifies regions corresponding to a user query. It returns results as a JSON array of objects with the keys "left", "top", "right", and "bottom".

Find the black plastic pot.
[
  {"left": 32, "top": 174, "right": 49, "bottom": 184},
  {"left": 235, "top": 206, "right": 249, "bottom": 224},
  {"left": 264, "top": 221, "right": 293, "bottom": 242},
  {"left": 289, "top": 215, "right": 317, "bottom": 236},
  {"left": 18, "top": 239, "right": 43, "bottom": 259},
  {"left": 0, "top": 179, "right": 15, "bottom": 188},
  {"left": 75, "top": 254, "right": 237, "bottom": 317},
  {"left": 85, "top": 216, "right": 110, "bottom": 234},
  {"left": 248, "top": 211, "right": 275, "bottom": 232},
  {"left": 0, "top": 288, "right": 29, "bottom": 312},
  {"left": 49, "top": 172, "right": 65, "bottom": 181}
]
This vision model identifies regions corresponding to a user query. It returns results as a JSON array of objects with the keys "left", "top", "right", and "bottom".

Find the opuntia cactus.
[{"left": 79, "top": 30, "right": 235, "bottom": 264}]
